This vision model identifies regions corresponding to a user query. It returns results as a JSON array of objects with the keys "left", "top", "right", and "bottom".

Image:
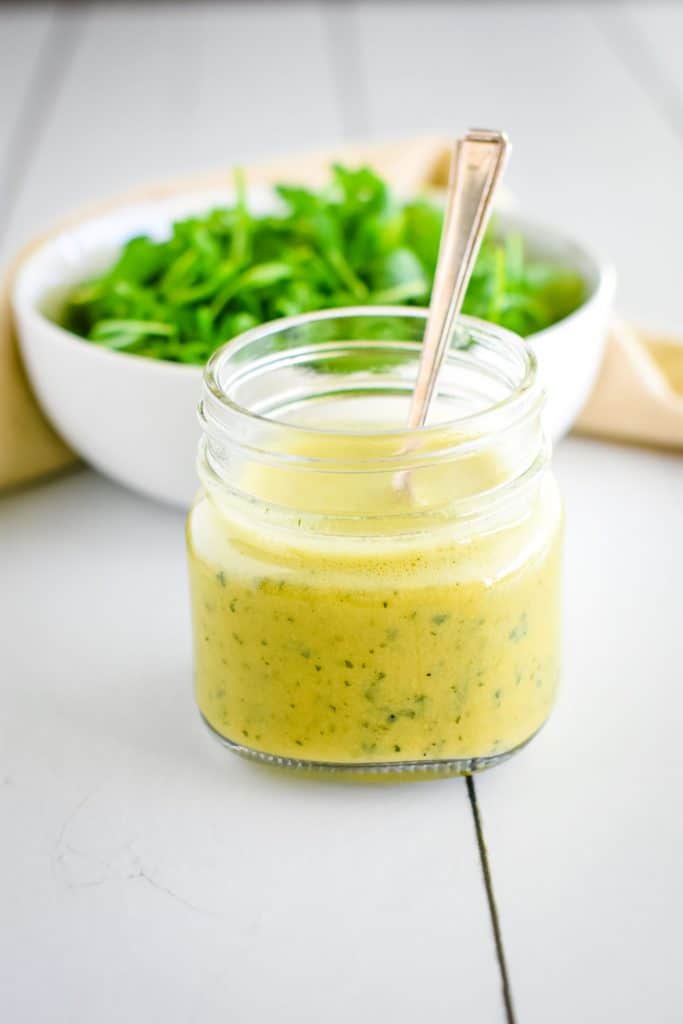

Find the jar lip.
[{"left": 203, "top": 306, "right": 540, "bottom": 445}]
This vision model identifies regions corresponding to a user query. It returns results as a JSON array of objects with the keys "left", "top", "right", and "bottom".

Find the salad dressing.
[{"left": 188, "top": 428, "right": 562, "bottom": 766}]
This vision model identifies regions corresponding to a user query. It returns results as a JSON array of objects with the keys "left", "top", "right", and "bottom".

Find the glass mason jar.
[{"left": 187, "top": 308, "right": 562, "bottom": 778}]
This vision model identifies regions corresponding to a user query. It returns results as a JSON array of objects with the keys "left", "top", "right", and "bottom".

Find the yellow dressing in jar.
[{"left": 187, "top": 309, "right": 563, "bottom": 776}]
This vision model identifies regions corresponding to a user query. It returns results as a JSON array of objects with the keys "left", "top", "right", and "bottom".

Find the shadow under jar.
[{"left": 187, "top": 308, "right": 563, "bottom": 778}]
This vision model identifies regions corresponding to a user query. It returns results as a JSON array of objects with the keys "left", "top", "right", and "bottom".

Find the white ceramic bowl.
[{"left": 13, "top": 190, "right": 615, "bottom": 507}]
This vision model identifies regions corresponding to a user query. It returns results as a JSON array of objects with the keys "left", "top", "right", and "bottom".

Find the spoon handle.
[{"left": 407, "top": 129, "right": 510, "bottom": 429}]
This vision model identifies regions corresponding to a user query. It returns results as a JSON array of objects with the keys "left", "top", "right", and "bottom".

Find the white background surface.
[{"left": 1, "top": 3, "right": 683, "bottom": 1022}]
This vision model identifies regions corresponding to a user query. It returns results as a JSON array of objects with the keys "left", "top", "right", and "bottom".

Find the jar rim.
[
  {"left": 198, "top": 307, "right": 548, "bottom": 533},
  {"left": 202, "top": 306, "right": 541, "bottom": 453}
]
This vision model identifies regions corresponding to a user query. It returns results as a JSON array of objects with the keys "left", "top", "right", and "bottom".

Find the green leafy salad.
[{"left": 59, "top": 164, "right": 585, "bottom": 365}]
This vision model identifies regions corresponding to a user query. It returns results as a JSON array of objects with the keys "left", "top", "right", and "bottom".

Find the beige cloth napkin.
[
  {"left": 576, "top": 320, "right": 683, "bottom": 448},
  {"left": 1, "top": 136, "right": 682, "bottom": 492}
]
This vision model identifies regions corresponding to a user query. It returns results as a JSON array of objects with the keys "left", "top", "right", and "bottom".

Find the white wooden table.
[{"left": 2, "top": 4, "right": 682, "bottom": 1021}]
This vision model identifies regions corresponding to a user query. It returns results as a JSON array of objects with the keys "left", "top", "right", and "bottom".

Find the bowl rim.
[{"left": 12, "top": 188, "right": 616, "bottom": 379}]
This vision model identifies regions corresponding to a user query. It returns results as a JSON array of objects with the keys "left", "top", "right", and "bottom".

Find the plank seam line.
[
  {"left": 593, "top": 6, "right": 683, "bottom": 147},
  {"left": 466, "top": 775, "right": 517, "bottom": 1024},
  {"left": 321, "top": 0, "right": 371, "bottom": 140},
  {"left": 0, "top": 0, "right": 89, "bottom": 246}
]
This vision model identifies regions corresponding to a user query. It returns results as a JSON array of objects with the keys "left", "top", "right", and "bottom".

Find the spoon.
[{"left": 406, "top": 129, "right": 510, "bottom": 431}]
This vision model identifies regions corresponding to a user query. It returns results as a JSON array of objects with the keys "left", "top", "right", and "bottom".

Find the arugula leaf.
[{"left": 59, "top": 164, "right": 586, "bottom": 364}]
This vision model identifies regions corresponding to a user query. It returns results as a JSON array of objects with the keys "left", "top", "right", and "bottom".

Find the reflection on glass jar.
[{"left": 187, "top": 308, "right": 562, "bottom": 777}]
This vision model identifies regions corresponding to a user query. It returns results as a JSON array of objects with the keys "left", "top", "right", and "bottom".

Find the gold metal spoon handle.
[{"left": 407, "top": 129, "right": 511, "bottom": 429}]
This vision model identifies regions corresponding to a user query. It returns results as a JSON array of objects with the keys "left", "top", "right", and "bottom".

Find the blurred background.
[{"left": 2, "top": 0, "right": 681, "bottom": 329}]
